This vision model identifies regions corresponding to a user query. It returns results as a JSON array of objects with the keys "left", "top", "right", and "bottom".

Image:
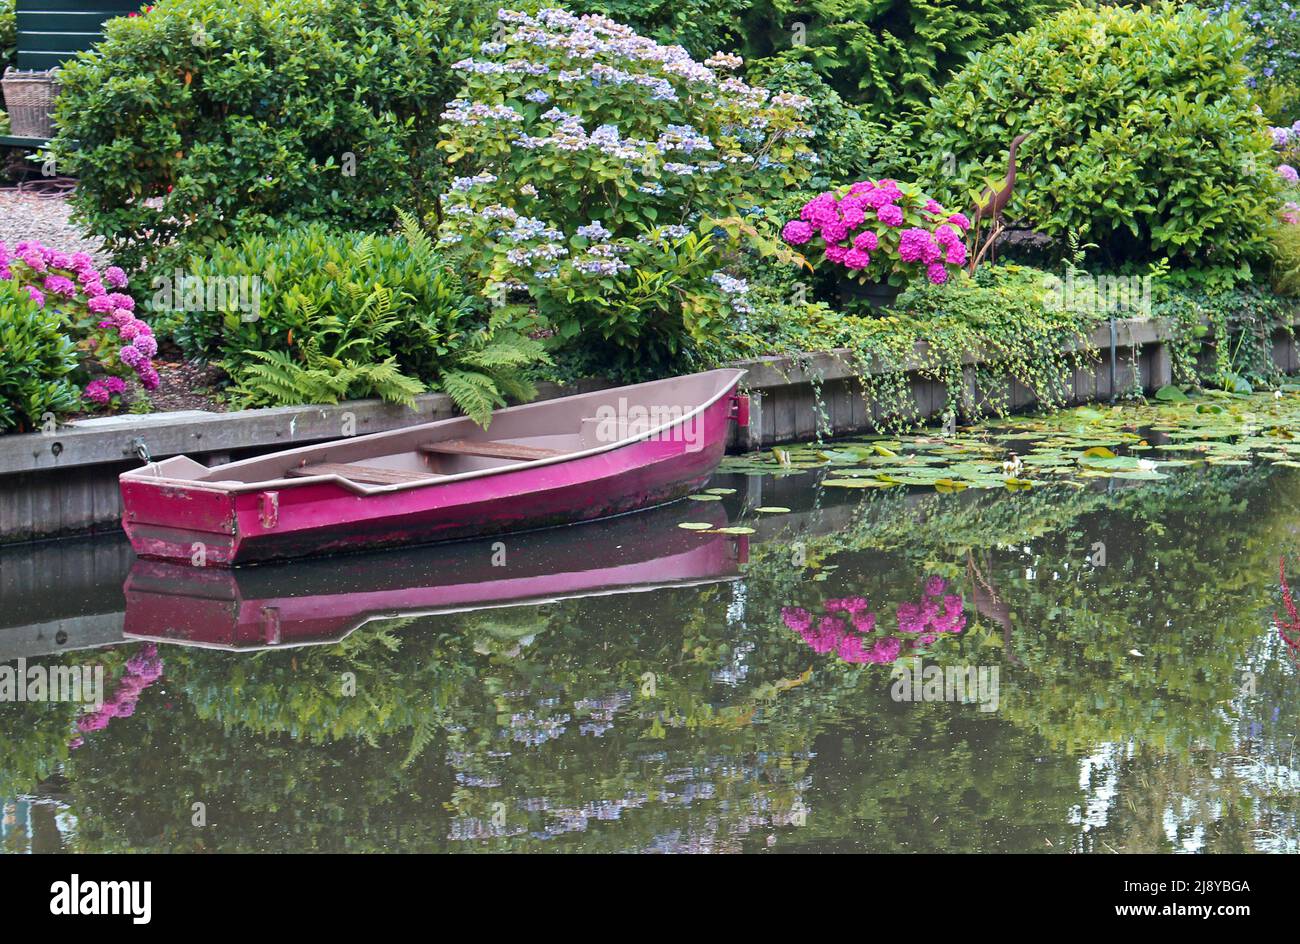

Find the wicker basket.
[{"left": 2, "top": 68, "right": 61, "bottom": 139}]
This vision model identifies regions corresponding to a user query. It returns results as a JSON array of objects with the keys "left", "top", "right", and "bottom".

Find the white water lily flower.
[{"left": 1137, "top": 458, "right": 1157, "bottom": 472}]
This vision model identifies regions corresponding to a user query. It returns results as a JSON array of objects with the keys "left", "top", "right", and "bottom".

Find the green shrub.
[
  {"left": 743, "top": 59, "right": 913, "bottom": 187},
  {"left": 152, "top": 216, "right": 547, "bottom": 424},
  {"left": 1269, "top": 221, "right": 1300, "bottom": 296},
  {"left": 51, "top": 0, "right": 490, "bottom": 274},
  {"left": 923, "top": 2, "right": 1279, "bottom": 265},
  {"left": 1, "top": 0, "right": 16, "bottom": 72},
  {"left": 437, "top": 8, "right": 813, "bottom": 378},
  {"left": 748, "top": 0, "right": 1066, "bottom": 124},
  {"left": 0, "top": 280, "right": 81, "bottom": 434}
]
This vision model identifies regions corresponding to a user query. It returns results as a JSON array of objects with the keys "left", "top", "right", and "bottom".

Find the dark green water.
[{"left": 2, "top": 461, "right": 1298, "bottom": 853}]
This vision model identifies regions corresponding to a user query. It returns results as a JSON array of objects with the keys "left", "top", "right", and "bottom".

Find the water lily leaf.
[
  {"left": 688, "top": 494, "right": 723, "bottom": 501},
  {"left": 716, "top": 526, "right": 755, "bottom": 535},
  {"left": 1154, "top": 385, "right": 1187, "bottom": 402},
  {"left": 754, "top": 506, "right": 791, "bottom": 513},
  {"left": 704, "top": 487, "right": 736, "bottom": 495},
  {"left": 677, "top": 522, "right": 714, "bottom": 530}
]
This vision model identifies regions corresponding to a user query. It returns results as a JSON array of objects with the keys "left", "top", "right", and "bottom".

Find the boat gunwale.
[{"left": 120, "top": 368, "right": 745, "bottom": 497}]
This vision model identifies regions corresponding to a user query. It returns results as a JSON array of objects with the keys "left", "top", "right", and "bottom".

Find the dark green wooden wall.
[{"left": 16, "top": 0, "right": 140, "bottom": 71}]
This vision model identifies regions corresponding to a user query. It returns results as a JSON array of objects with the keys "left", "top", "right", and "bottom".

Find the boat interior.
[{"left": 136, "top": 369, "right": 743, "bottom": 491}]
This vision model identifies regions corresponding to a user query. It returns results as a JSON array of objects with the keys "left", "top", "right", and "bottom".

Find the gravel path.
[{"left": 0, "top": 185, "right": 108, "bottom": 264}]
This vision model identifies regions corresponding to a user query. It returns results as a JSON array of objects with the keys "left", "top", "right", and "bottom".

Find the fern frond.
[{"left": 438, "top": 368, "right": 502, "bottom": 427}]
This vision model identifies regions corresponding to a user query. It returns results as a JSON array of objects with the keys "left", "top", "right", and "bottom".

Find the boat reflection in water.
[{"left": 122, "top": 502, "right": 748, "bottom": 651}]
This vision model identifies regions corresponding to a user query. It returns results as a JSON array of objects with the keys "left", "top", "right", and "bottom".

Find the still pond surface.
[{"left": 2, "top": 423, "right": 1299, "bottom": 852}]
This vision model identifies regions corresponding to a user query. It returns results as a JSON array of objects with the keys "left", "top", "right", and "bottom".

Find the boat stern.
[{"left": 120, "top": 457, "right": 241, "bottom": 566}]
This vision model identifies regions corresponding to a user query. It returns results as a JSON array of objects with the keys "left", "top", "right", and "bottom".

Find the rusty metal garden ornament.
[{"left": 968, "top": 132, "right": 1031, "bottom": 274}]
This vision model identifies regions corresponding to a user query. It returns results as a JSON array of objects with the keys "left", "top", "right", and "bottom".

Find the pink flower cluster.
[
  {"left": 84, "top": 376, "right": 128, "bottom": 405},
  {"left": 782, "top": 577, "right": 967, "bottom": 666},
  {"left": 0, "top": 240, "right": 157, "bottom": 392},
  {"left": 71, "top": 644, "right": 164, "bottom": 745},
  {"left": 781, "top": 179, "right": 970, "bottom": 287}
]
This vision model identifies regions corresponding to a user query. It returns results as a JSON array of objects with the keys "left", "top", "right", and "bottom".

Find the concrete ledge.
[{"left": 0, "top": 378, "right": 612, "bottom": 477}]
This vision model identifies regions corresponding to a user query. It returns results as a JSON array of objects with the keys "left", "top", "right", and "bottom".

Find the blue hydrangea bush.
[{"left": 437, "top": 8, "right": 814, "bottom": 370}]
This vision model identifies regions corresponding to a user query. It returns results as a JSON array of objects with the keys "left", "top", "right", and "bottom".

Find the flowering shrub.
[
  {"left": 0, "top": 279, "right": 81, "bottom": 434},
  {"left": 781, "top": 577, "right": 966, "bottom": 665},
  {"left": 437, "top": 8, "right": 814, "bottom": 373},
  {"left": 1207, "top": 0, "right": 1300, "bottom": 121},
  {"left": 1268, "top": 124, "right": 1300, "bottom": 186},
  {"left": 0, "top": 240, "right": 158, "bottom": 399},
  {"left": 780, "top": 179, "right": 969, "bottom": 287}
]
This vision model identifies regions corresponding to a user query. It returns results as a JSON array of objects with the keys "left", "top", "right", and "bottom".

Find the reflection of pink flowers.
[
  {"left": 785, "top": 575, "right": 966, "bottom": 665},
  {"left": 71, "top": 644, "right": 164, "bottom": 747}
]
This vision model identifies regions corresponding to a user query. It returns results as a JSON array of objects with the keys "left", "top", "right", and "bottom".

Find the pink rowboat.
[{"left": 120, "top": 368, "right": 748, "bottom": 567}]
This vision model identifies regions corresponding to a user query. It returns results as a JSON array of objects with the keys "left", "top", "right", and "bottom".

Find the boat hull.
[{"left": 120, "top": 372, "right": 743, "bottom": 566}]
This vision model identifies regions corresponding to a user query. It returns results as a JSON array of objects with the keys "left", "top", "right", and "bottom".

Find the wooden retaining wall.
[{"left": 1, "top": 318, "right": 1296, "bottom": 543}]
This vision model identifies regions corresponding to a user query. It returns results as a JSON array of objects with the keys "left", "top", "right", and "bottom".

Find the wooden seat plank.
[
  {"left": 418, "top": 438, "right": 565, "bottom": 461},
  {"left": 287, "top": 462, "right": 440, "bottom": 485}
]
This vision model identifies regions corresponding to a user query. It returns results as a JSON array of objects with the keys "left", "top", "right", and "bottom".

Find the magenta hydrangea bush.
[
  {"left": 0, "top": 240, "right": 158, "bottom": 403},
  {"left": 781, "top": 179, "right": 969, "bottom": 289}
]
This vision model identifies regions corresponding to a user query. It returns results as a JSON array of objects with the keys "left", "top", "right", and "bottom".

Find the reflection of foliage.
[{"left": 4, "top": 463, "right": 1299, "bottom": 851}]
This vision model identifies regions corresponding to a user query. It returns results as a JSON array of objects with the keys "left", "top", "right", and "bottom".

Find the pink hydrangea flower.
[
  {"left": 132, "top": 334, "right": 159, "bottom": 359},
  {"left": 947, "top": 212, "right": 971, "bottom": 231},
  {"left": 118, "top": 345, "right": 144, "bottom": 369},
  {"left": 84, "top": 380, "right": 112, "bottom": 405},
  {"left": 898, "top": 228, "right": 935, "bottom": 263},
  {"left": 853, "top": 230, "right": 879, "bottom": 252},
  {"left": 934, "top": 224, "right": 961, "bottom": 246},
  {"left": 821, "top": 220, "right": 849, "bottom": 244},
  {"left": 104, "top": 266, "right": 129, "bottom": 288},
  {"left": 926, "top": 263, "right": 949, "bottom": 285},
  {"left": 877, "top": 204, "right": 904, "bottom": 227},
  {"left": 782, "top": 220, "right": 814, "bottom": 245},
  {"left": 844, "top": 249, "right": 871, "bottom": 269},
  {"left": 825, "top": 245, "right": 849, "bottom": 264}
]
